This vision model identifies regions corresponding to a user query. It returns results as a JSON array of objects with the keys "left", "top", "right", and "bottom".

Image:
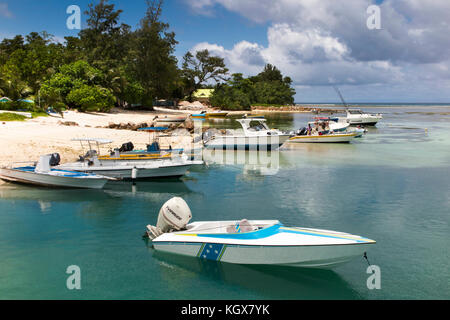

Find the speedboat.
[
  {"left": 191, "top": 111, "right": 228, "bottom": 119},
  {"left": 289, "top": 132, "right": 358, "bottom": 143},
  {"left": 204, "top": 118, "right": 291, "bottom": 150},
  {"left": 346, "top": 109, "right": 382, "bottom": 126},
  {"left": 145, "top": 198, "right": 376, "bottom": 269},
  {"left": 0, "top": 154, "right": 111, "bottom": 189},
  {"left": 57, "top": 138, "right": 202, "bottom": 180}
]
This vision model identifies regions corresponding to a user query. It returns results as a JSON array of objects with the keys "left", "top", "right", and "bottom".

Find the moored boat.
[
  {"left": 58, "top": 138, "right": 202, "bottom": 180},
  {"left": 0, "top": 155, "right": 111, "bottom": 189},
  {"left": 204, "top": 118, "right": 291, "bottom": 150},
  {"left": 346, "top": 109, "right": 382, "bottom": 126},
  {"left": 146, "top": 198, "right": 376, "bottom": 268}
]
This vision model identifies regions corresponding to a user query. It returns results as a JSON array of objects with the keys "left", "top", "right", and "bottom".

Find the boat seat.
[{"left": 226, "top": 219, "right": 254, "bottom": 234}]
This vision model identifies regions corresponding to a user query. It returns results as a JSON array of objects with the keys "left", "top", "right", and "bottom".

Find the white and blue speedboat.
[{"left": 146, "top": 198, "right": 376, "bottom": 269}]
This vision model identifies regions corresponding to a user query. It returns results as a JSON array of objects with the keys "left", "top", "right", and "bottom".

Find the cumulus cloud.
[{"left": 185, "top": 0, "right": 450, "bottom": 100}]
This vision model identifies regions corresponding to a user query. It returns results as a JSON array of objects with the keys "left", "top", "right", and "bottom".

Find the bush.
[
  {"left": 0, "top": 100, "right": 41, "bottom": 112},
  {"left": 66, "top": 85, "right": 115, "bottom": 112}
]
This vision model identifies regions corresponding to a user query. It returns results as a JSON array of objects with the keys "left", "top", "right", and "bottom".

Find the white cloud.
[{"left": 185, "top": 0, "right": 450, "bottom": 101}]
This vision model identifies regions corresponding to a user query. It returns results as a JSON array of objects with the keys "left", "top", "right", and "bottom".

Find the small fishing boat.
[
  {"left": 0, "top": 154, "right": 111, "bottom": 189},
  {"left": 346, "top": 109, "right": 382, "bottom": 126},
  {"left": 190, "top": 111, "right": 228, "bottom": 119},
  {"left": 204, "top": 118, "right": 291, "bottom": 150},
  {"left": 154, "top": 115, "right": 187, "bottom": 123},
  {"left": 58, "top": 138, "right": 201, "bottom": 180},
  {"left": 244, "top": 113, "right": 265, "bottom": 119},
  {"left": 289, "top": 132, "right": 358, "bottom": 143},
  {"left": 145, "top": 198, "right": 376, "bottom": 268}
]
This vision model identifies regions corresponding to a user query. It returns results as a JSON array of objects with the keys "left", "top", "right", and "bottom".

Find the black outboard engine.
[
  {"left": 119, "top": 142, "right": 134, "bottom": 153},
  {"left": 297, "top": 127, "right": 308, "bottom": 136},
  {"left": 49, "top": 153, "right": 61, "bottom": 166}
]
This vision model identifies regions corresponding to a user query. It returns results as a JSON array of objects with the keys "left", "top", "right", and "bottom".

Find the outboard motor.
[
  {"left": 49, "top": 153, "right": 61, "bottom": 166},
  {"left": 119, "top": 142, "right": 134, "bottom": 153},
  {"left": 146, "top": 197, "right": 192, "bottom": 240}
]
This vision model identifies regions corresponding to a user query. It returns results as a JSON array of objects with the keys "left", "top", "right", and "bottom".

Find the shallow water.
[{"left": 0, "top": 106, "right": 449, "bottom": 300}]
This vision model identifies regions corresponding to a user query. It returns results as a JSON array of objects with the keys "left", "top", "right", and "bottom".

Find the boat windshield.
[
  {"left": 348, "top": 110, "right": 363, "bottom": 115},
  {"left": 248, "top": 121, "right": 269, "bottom": 131}
]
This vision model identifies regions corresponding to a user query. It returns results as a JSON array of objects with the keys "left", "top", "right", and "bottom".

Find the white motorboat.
[
  {"left": 346, "top": 109, "right": 382, "bottom": 126},
  {"left": 0, "top": 155, "right": 111, "bottom": 189},
  {"left": 204, "top": 118, "right": 291, "bottom": 151},
  {"left": 289, "top": 132, "right": 358, "bottom": 143},
  {"left": 145, "top": 198, "right": 376, "bottom": 269},
  {"left": 57, "top": 138, "right": 202, "bottom": 180}
]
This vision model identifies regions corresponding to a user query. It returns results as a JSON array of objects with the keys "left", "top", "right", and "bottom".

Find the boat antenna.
[{"left": 333, "top": 86, "right": 349, "bottom": 110}]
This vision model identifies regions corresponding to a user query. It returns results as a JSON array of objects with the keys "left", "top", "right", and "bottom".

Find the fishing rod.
[{"left": 333, "top": 86, "right": 349, "bottom": 110}]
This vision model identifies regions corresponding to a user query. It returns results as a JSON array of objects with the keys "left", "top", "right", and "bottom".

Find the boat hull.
[
  {"left": 152, "top": 242, "right": 373, "bottom": 268},
  {"left": 289, "top": 133, "right": 357, "bottom": 143},
  {"left": 0, "top": 168, "right": 108, "bottom": 189},
  {"left": 205, "top": 135, "right": 291, "bottom": 150},
  {"left": 58, "top": 163, "right": 192, "bottom": 180}
]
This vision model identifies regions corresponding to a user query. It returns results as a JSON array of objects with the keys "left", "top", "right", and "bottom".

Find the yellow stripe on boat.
[
  {"left": 98, "top": 153, "right": 172, "bottom": 161},
  {"left": 290, "top": 133, "right": 357, "bottom": 140}
]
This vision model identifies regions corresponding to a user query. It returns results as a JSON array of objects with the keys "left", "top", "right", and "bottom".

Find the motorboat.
[
  {"left": 289, "top": 132, "right": 358, "bottom": 143},
  {"left": 346, "top": 109, "right": 382, "bottom": 126},
  {"left": 0, "top": 154, "right": 111, "bottom": 189},
  {"left": 191, "top": 111, "right": 228, "bottom": 119},
  {"left": 57, "top": 138, "right": 202, "bottom": 180},
  {"left": 154, "top": 115, "right": 187, "bottom": 123},
  {"left": 291, "top": 120, "right": 357, "bottom": 143},
  {"left": 204, "top": 118, "right": 291, "bottom": 150},
  {"left": 244, "top": 113, "right": 265, "bottom": 119},
  {"left": 145, "top": 198, "right": 376, "bottom": 268}
]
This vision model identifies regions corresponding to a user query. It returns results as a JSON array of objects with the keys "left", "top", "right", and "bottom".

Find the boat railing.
[{"left": 4, "top": 161, "right": 37, "bottom": 169}]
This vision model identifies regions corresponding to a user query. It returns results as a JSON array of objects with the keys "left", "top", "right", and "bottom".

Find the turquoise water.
[{"left": 0, "top": 106, "right": 449, "bottom": 300}]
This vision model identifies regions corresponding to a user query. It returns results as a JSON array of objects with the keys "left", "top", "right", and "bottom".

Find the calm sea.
[{"left": 0, "top": 105, "right": 449, "bottom": 300}]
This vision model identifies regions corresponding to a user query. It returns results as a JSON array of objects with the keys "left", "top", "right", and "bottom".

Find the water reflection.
[{"left": 150, "top": 249, "right": 362, "bottom": 300}]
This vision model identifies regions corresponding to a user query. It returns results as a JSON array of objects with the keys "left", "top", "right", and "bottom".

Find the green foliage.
[
  {"left": 0, "top": 112, "right": 27, "bottom": 121},
  {"left": 210, "top": 65, "right": 296, "bottom": 110},
  {"left": 66, "top": 85, "right": 115, "bottom": 112},
  {"left": 0, "top": 2, "right": 296, "bottom": 114},
  {"left": 182, "top": 49, "right": 229, "bottom": 101}
]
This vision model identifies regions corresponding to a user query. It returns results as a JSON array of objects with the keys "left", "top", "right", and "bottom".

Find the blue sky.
[{"left": 1, "top": 0, "right": 450, "bottom": 103}]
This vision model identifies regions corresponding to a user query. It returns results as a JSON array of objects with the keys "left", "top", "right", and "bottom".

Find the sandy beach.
[{"left": 0, "top": 109, "right": 194, "bottom": 168}]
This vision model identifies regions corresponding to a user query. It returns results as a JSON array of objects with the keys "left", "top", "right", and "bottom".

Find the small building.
[{"left": 192, "top": 89, "right": 214, "bottom": 104}]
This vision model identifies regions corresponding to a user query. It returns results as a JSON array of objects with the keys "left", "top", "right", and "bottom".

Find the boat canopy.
[
  {"left": 71, "top": 138, "right": 113, "bottom": 145},
  {"left": 138, "top": 127, "right": 169, "bottom": 132}
]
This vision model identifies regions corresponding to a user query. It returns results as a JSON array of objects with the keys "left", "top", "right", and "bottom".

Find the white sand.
[{"left": 0, "top": 110, "right": 193, "bottom": 167}]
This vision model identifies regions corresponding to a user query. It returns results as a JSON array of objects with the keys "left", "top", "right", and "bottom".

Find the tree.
[
  {"left": 129, "top": 0, "right": 179, "bottom": 108},
  {"left": 182, "top": 49, "right": 229, "bottom": 101},
  {"left": 79, "top": 0, "right": 131, "bottom": 71}
]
